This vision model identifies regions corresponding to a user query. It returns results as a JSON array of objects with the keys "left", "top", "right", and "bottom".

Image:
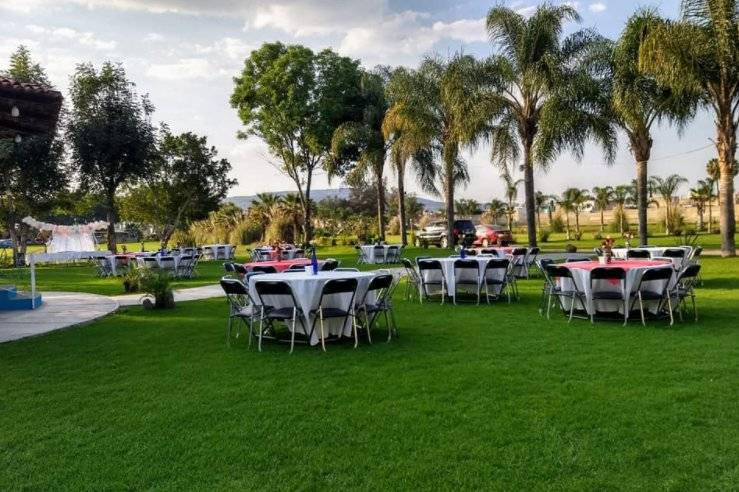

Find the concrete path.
[
  {"left": 0, "top": 292, "right": 118, "bottom": 343},
  {"left": 114, "top": 284, "right": 224, "bottom": 306}
]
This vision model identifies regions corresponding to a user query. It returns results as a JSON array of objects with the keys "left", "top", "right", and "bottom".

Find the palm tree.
[
  {"left": 483, "top": 4, "right": 616, "bottom": 247},
  {"left": 501, "top": 166, "right": 523, "bottom": 231},
  {"left": 382, "top": 54, "right": 488, "bottom": 249},
  {"left": 534, "top": 191, "right": 552, "bottom": 231},
  {"left": 690, "top": 180, "right": 713, "bottom": 231},
  {"left": 250, "top": 192, "right": 283, "bottom": 241},
  {"left": 592, "top": 186, "right": 614, "bottom": 232},
  {"left": 331, "top": 69, "right": 388, "bottom": 241},
  {"left": 455, "top": 199, "right": 480, "bottom": 217},
  {"left": 650, "top": 174, "right": 688, "bottom": 235},
  {"left": 640, "top": 1, "right": 739, "bottom": 255},
  {"left": 610, "top": 9, "right": 695, "bottom": 246},
  {"left": 611, "top": 185, "right": 634, "bottom": 235},
  {"left": 279, "top": 193, "right": 304, "bottom": 243},
  {"left": 559, "top": 188, "right": 590, "bottom": 239},
  {"left": 482, "top": 199, "right": 507, "bottom": 226}
]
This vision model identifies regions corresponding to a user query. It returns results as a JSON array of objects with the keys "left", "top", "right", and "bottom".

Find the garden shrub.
[
  {"left": 565, "top": 243, "right": 577, "bottom": 253},
  {"left": 538, "top": 229, "right": 550, "bottom": 242},
  {"left": 550, "top": 213, "right": 565, "bottom": 233}
]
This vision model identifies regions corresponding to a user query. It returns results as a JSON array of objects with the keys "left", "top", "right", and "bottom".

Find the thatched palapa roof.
[{"left": 0, "top": 76, "right": 63, "bottom": 140}]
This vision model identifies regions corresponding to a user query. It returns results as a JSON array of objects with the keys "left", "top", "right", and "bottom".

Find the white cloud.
[
  {"left": 18, "top": 25, "right": 116, "bottom": 50},
  {"left": 195, "top": 37, "right": 254, "bottom": 61},
  {"left": 144, "top": 32, "right": 166, "bottom": 42},
  {"left": 588, "top": 2, "right": 607, "bottom": 13},
  {"left": 431, "top": 18, "right": 487, "bottom": 44},
  {"left": 146, "top": 58, "right": 216, "bottom": 80}
]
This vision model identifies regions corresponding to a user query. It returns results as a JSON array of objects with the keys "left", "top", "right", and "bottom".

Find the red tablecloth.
[
  {"left": 562, "top": 259, "right": 671, "bottom": 271},
  {"left": 244, "top": 258, "right": 311, "bottom": 272}
]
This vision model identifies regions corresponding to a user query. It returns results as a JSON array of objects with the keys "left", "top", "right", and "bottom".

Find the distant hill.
[{"left": 226, "top": 188, "right": 444, "bottom": 211}]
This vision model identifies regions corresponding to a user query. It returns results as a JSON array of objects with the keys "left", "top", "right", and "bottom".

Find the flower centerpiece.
[
  {"left": 600, "top": 236, "right": 615, "bottom": 264},
  {"left": 623, "top": 231, "right": 634, "bottom": 249}
]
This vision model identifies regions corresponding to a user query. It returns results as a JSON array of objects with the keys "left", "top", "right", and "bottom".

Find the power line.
[{"left": 649, "top": 143, "right": 714, "bottom": 162}]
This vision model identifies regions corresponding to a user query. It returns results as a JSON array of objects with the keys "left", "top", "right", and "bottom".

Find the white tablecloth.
[
  {"left": 256, "top": 247, "right": 302, "bottom": 260},
  {"left": 248, "top": 271, "right": 377, "bottom": 345},
  {"left": 27, "top": 251, "right": 108, "bottom": 265},
  {"left": 360, "top": 244, "right": 400, "bottom": 263},
  {"left": 420, "top": 257, "right": 506, "bottom": 300},
  {"left": 612, "top": 246, "right": 691, "bottom": 268},
  {"left": 203, "top": 244, "right": 234, "bottom": 260},
  {"left": 559, "top": 262, "right": 675, "bottom": 317}
]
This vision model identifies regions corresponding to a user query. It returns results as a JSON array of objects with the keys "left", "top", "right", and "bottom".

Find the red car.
[{"left": 473, "top": 224, "right": 513, "bottom": 247}]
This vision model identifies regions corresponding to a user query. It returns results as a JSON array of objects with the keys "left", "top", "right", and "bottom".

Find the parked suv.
[
  {"left": 472, "top": 224, "right": 513, "bottom": 247},
  {"left": 415, "top": 220, "right": 476, "bottom": 248}
]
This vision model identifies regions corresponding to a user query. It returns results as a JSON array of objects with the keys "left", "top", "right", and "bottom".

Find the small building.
[{"left": 0, "top": 76, "right": 62, "bottom": 141}]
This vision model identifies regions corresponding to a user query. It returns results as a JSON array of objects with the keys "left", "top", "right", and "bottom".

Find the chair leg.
[
  {"left": 388, "top": 308, "right": 397, "bottom": 341},
  {"left": 638, "top": 292, "right": 645, "bottom": 326},
  {"left": 290, "top": 309, "right": 297, "bottom": 354},
  {"left": 692, "top": 293, "right": 697, "bottom": 321},
  {"left": 364, "top": 307, "right": 372, "bottom": 344},
  {"left": 568, "top": 295, "right": 575, "bottom": 323},
  {"left": 319, "top": 310, "right": 326, "bottom": 352},
  {"left": 258, "top": 307, "right": 265, "bottom": 352},
  {"left": 352, "top": 309, "right": 359, "bottom": 348},
  {"left": 666, "top": 295, "right": 674, "bottom": 326},
  {"left": 226, "top": 315, "right": 233, "bottom": 347}
]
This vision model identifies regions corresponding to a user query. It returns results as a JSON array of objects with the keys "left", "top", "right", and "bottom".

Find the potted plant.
[{"left": 139, "top": 270, "right": 175, "bottom": 309}]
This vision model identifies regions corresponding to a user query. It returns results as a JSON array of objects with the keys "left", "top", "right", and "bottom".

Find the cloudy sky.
[{"left": 0, "top": 0, "right": 720, "bottom": 202}]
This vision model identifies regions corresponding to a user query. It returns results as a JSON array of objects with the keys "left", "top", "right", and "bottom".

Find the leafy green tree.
[
  {"left": 559, "top": 188, "right": 591, "bottom": 240},
  {"left": 279, "top": 194, "right": 304, "bottom": 244},
  {"left": 610, "top": 9, "right": 695, "bottom": 246},
  {"left": 482, "top": 199, "right": 507, "bottom": 226},
  {"left": 690, "top": 180, "right": 714, "bottom": 231},
  {"left": 231, "top": 42, "right": 363, "bottom": 242},
  {"left": 534, "top": 191, "right": 552, "bottom": 231},
  {"left": 249, "top": 193, "right": 283, "bottom": 242},
  {"left": 484, "top": 4, "right": 616, "bottom": 247},
  {"left": 650, "top": 174, "right": 688, "bottom": 234},
  {"left": 120, "top": 129, "right": 235, "bottom": 247},
  {"left": 0, "top": 46, "right": 66, "bottom": 265},
  {"left": 611, "top": 184, "right": 635, "bottom": 234},
  {"left": 501, "top": 165, "right": 523, "bottom": 231},
  {"left": 591, "top": 186, "right": 615, "bottom": 232},
  {"left": 382, "top": 54, "right": 488, "bottom": 248},
  {"left": 455, "top": 199, "right": 480, "bottom": 217},
  {"left": 330, "top": 68, "right": 389, "bottom": 240},
  {"left": 639, "top": 0, "right": 739, "bottom": 255},
  {"left": 67, "top": 62, "right": 156, "bottom": 252}
]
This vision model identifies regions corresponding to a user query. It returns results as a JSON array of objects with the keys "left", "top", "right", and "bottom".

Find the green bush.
[
  {"left": 609, "top": 209, "right": 629, "bottom": 233},
  {"left": 139, "top": 270, "right": 175, "bottom": 309},
  {"left": 565, "top": 244, "right": 577, "bottom": 253},
  {"left": 550, "top": 213, "right": 565, "bottom": 233},
  {"left": 593, "top": 231, "right": 603, "bottom": 240},
  {"left": 170, "top": 229, "right": 196, "bottom": 247},
  {"left": 538, "top": 229, "right": 550, "bottom": 243}
]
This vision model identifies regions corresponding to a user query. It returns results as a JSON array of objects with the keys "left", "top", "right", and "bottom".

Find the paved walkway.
[
  {"left": 115, "top": 284, "right": 224, "bottom": 306},
  {"left": 0, "top": 292, "right": 118, "bottom": 343}
]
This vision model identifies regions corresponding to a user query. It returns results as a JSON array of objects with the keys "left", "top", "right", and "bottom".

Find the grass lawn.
[{"left": 1, "top": 257, "right": 738, "bottom": 489}]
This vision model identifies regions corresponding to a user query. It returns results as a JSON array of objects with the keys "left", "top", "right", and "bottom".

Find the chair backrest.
[
  {"left": 143, "top": 257, "right": 159, "bottom": 267},
  {"left": 537, "top": 258, "right": 554, "bottom": 270},
  {"left": 254, "top": 280, "right": 293, "bottom": 297},
  {"left": 511, "top": 247, "right": 527, "bottom": 256},
  {"left": 233, "top": 264, "right": 247, "bottom": 275},
  {"left": 480, "top": 248, "right": 497, "bottom": 255},
  {"left": 691, "top": 246, "right": 703, "bottom": 260},
  {"left": 454, "top": 259, "right": 479, "bottom": 270},
  {"left": 677, "top": 263, "right": 701, "bottom": 284},
  {"left": 223, "top": 262, "right": 235, "bottom": 273},
  {"left": 220, "top": 277, "right": 248, "bottom": 295},
  {"left": 286, "top": 264, "right": 307, "bottom": 271},
  {"left": 484, "top": 258, "right": 510, "bottom": 277},
  {"left": 590, "top": 267, "right": 626, "bottom": 280},
  {"left": 373, "top": 245, "right": 385, "bottom": 253},
  {"left": 335, "top": 267, "right": 359, "bottom": 272},
  {"left": 627, "top": 249, "right": 650, "bottom": 259},
  {"left": 251, "top": 265, "right": 277, "bottom": 274},
  {"left": 640, "top": 267, "right": 673, "bottom": 282},
  {"left": 159, "top": 256, "right": 175, "bottom": 267},
  {"left": 566, "top": 257, "right": 589, "bottom": 263},
  {"left": 321, "top": 277, "right": 358, "bottom": 295},
  {"left": 545, "top": 265, "right": 574, "bottom": 280},
  {"left": 293, "top": 249, "right": 304, "bottom": 258},
  {"left": 662, "top": 248, "right": 686, "bottom": 258},
  {"left": 320, "top": 259, "right": 339, "bottom": 271},
  {"left": 368, "top": 273, "right": 393, "bottom": 292},
  {"left": 415, "top": 256, "right": 432, "bottom": 265},
  {"left": 417, "top": 259, "right": 442, "bottom": 271}
]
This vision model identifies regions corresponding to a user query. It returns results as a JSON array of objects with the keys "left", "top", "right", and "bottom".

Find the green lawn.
[{"left": 1, "top": 257, "right": 738, "bottom": 489}]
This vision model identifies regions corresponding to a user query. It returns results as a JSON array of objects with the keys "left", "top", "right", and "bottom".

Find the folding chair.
[
  {"left": 335, "top": 267, "right": 360, "bottom": 272},
  {"left": 251, "top": 265, "right": 278, "bottom": 274},
  {"left": 356, "top": 274, "right": 397, "bottom": 343},
  {"left": 292, "top": 248, "right": 305, "bottom": 259},
  {"left": 355, "top": 245, "right": 368, "bottom": 264},
  {"left": 589, "top": 267, "right": 627, "bottom": 324},
  {"left": 670, "top": 264, "right": 700, "bottom": 322},
  {"left": 401, "top": 258, "right": 421, "bottom": 301},
  {"left": 526, "top": 247, "right": 540, "bottom": 276},
  {"left": 202, "top": 247, "right": 215, "bottom": 261},
  {"left": 320, "top": 259, "right": 340, "bottom": 271},
  {"left": 481, "top": 258, "right": 510, "bottom": 303},
  {"left": 510, "top": 247, "right": 528, "bottom": 278},
  {"left": 233, "top": 263, "right": 248, "bottom": 277},
  {"left": 453, "top": 258, "right": 480, "bottom": 304},
  {"left": 253, "top": 280, "right": 305, "bottom": 353},
  {"left": 373, "top": 245, "right": 386, "bottom": 264},
  {"left": 385, "top": 246, "right": 400, "bottom": 264},
  {"left": 628, "top": 267, "right": 674, "bottom": 326},
  {"left": 139, "top": 257, "right": 160, "bottom": 270},
  {"left": 309, "top": 278, "right": 359, "bottom": 350},
  {"left": 626, "top": 249, "right": 650, "bottom": 259},
  {"left": 542, "top": 265, "right": 586, "bottom": 322},
  {"left": 223, "top": 262, "right": 236, "bottom": 277},
  {"left": 96, "top": 257, "right": 113, "bottom": 277},
  {"left": 159, "top": 256, "right": 176, "bottom": 271},
  {"left": 220, "top": 278, "right": 259, "bottom": 347},
  {"left": 417, "top": 259, "right": 446, "bottom": 304},
  {"left": 176, "top": 255, "right": 193, "bottom": 278}
]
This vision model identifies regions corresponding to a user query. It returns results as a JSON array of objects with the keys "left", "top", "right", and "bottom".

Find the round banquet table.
[
  {"left": 203, "top": 244, "right": 234, "bottom": 260},
  {"left": 419, "top": 257, "right": 506, "bottom": 300},
  {"left": 611, "top": 246, "right": 691, "bottom": 268},
  {"left": 255, "top": 247, "right": 302, "bottom": 260},
  {"left": 244, "top": 258, "right": 311, "bottom": 272},
  {"left": 472, "top": 246, "right": 514, "bottom": 256},
  {"left": 360, "top": 244, "right": 400, "bottom": 263},
  {"left": 559, "top": 259, "right": 675, "bottom": 317},
  {"left": 248, "top": 271, "right": 377, "bottom": 345}
]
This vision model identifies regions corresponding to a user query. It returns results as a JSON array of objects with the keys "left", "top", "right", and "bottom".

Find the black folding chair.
[
  {"left": 401, "top": 258, "right": 421, "bottom": 301},
  {"left": 253, "top": 280, "right": 305, "bottom": 353},
  {"left": 309, "top": 278, "right": 359, "bottom": 351},
  {"left": 628, "top": 267, "right": 675, "bottom": 326},
  {"left": 417, "top": 259, "right": 446, "bottom": 303},
  {"left": 589, "top": 267, "right": 627, "bottom": 324},
  {"left": 233, "top": 264, "right": 248, "bottom": 277},
  {"left": 510, "top": 247, "right": 529, "bottom": 278},
  {"left": 320, "top": 259, "right": 340, "bottom": 271},
  {"left": 251, "top": 265, "right": 278, "bottom": 274},
  {"left": 223, "top": 262, "right": 235, "bottom": 276},
  {"left": 356, "top": 274, "right": 397, "bottom": 343},
  {"left": 542, "top": 265, "right": 586, "bottom": 322},
  {"left": 481, "top": 258, "right": 510, "bottom": 303},
  {"left": 286, "top": 263, "right": 308, "bottom": 272},
  {"left": 526, "top": 247, "right": 541, "bottom": 276},
  {"left": 626, "top": 249, "right": 650, "bottom": 259},
  {"left": 373, "top": 245, "right": 386, "bottom": 264},
  {"left": 453, "top": 259, "right": 481, "bottom": 304},
  {"left": 670, "top": 264, "right": 701, "bottom": 322},
  {"left": 220, "top": 278, "right": 259, "bottom": 348},
  {"left": 385, "top": 246, "right": 400, "bottom": 263}
]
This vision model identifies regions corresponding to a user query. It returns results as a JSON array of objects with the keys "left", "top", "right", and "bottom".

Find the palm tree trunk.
[
  {"left": 444, "top": 152, "right": 455, "bottom": 249},
  {"left": 565, "top": 213, "right": 571, "bottom": 241},
  {"left": 717, "top": 114, "right": 737, "bottom": 256},
  {"left": 375, "top": 181, "right": 385, "bottom": 242},
  {"left": 397, "top": 160, "right": 407, "bottom": 246},
  {"left": 636, "top": 158, "right": 649, "bottom": 246},
  {"left": 575, "top": 211, "right": 580, "bottom": 235},
  {"left": 708, "top": 198, "right": 713, "bottom": 234},
  {"left": 600, "top": 209, "right": 605, "bottom": 232},
  {"left": 698, "top": 207, "right": 704, "bottom": 231},
  {"left": 536, "top": 209, "right": 541, "bottom": 231},
  {"left": 523, "top": 142, "right": 537, "bottom": 247}
]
